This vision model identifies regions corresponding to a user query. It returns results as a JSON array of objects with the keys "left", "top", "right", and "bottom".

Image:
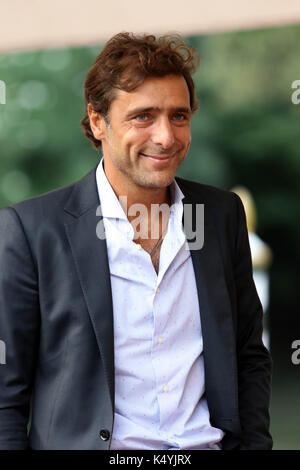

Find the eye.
[
  {"left": 135, "top": 114, "right": 150, "bottom": 122},
  {"left": 172, "top": 113, "right": 187, "bottom": 121}
]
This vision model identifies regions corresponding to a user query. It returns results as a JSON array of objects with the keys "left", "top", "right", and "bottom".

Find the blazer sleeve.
[
  {"left": 0, "top": 207, "right": 40, "bottom": 450},
  {"left": 233, "top": 194, "right": 273, "bottom": 450}
]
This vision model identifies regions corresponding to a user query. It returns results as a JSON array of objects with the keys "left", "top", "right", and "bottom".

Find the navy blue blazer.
[{"left": 0, "top": 166, "right": 272, "bottom": 450}]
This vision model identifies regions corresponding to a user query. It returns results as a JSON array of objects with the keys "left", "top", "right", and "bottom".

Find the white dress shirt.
[{"left": 96, "top": 157, "right": 224, "bottom": 450}]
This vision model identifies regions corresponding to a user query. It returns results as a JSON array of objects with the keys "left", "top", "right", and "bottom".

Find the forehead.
[{"left": 111, "top": 74, "right": 191, "bottom": 112}]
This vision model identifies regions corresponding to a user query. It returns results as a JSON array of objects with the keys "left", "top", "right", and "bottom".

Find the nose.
[{"left": 151, "top": 117, "right": 175, "bottom": 149}]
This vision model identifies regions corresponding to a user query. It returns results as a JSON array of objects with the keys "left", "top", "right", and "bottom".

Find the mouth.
[{"left": 139, "top": 152, "right": 173, "bottom": 163}]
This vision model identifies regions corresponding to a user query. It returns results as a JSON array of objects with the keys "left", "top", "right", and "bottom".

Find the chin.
[{"left": 142, "top": 174, "right": 175, "bottom": 189}]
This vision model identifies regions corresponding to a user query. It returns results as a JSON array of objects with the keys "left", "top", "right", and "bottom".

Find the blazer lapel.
[
  {"left": 63, "top": 166, "right": 115, "bottom": 410},
  {"left": 178, "top": 181, "right": 241, "bottom": 435}
]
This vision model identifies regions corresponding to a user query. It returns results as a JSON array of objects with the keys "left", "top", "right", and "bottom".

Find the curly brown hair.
[{"left": 81, "top": 32, "right": 200, "bottom": 150}]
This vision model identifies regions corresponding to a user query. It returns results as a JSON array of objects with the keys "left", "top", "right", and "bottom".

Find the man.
[{"left": 0, "top": 32, "right": 272, "bottom": 450}]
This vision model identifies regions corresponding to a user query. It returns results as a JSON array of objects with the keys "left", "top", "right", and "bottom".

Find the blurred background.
[{"left": 0, "top": 0, "right": 299, "bottom": 450}]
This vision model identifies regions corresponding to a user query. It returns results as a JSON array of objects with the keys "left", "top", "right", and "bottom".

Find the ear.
[{"left": 87, "top": 103, "right": 107, "bottom": 141}]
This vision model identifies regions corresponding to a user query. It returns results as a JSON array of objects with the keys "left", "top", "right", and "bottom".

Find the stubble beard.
[
  {"left": 105, "top": 122, "right": 187, "bottom": 190},
  {"left": 113, "top": 153, "right": 182, "bottom": 190}
]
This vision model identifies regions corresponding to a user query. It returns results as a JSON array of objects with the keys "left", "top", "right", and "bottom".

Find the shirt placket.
[{"left": 150, "top": 213, "right": 187, "bottom": 444}]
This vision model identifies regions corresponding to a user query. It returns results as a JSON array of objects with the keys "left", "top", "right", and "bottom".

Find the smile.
[{"left": 140, "top": 153, "right": 173, "bottom": 163}]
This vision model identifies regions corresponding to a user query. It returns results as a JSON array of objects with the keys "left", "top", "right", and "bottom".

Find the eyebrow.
[{"left": 125, "top": 106, "right": 192, "bottom": 117}]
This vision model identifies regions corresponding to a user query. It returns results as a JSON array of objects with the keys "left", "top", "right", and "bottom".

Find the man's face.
[{"left": 93, "top": 74, "right": 192, "bottom": 190}]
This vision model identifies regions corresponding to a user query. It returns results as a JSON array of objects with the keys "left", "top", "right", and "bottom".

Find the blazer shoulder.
[
  {"left": 175, "top": 175, "right": 240, "bottom": 209},
  {"left": 175, "top": 176, "right": 245, "bottom": 246},
  {"left": 1, "top": 166, "right": 97, "bottom": 222}
]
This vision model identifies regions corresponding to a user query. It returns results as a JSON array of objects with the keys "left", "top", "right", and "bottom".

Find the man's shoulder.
[
  {"left": 0, "top": 166, "right": 97, "bottom": 221},
  {"left": 175, "top": 176, "right": 244, "bottom": 236},
  {"left": 175, "top": 175, "right": 238, "bottom": 207}
]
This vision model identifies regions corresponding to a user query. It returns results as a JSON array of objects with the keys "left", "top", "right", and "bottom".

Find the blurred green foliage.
[{"left": 0, "top": 24, "right": 300, "bottom": 449}]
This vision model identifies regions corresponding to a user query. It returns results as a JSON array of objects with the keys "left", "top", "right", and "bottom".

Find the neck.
[{"left": 102, "top": 158, "right": 172, "bottom": 217}]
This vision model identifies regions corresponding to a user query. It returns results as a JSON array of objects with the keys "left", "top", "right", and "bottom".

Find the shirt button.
[
  {"left": 158, "top": 337, "right": 163, "bottom": 344},
  {"left": 136, "top": 243, "right": 142, "bottom": 250},
  {"left": 163, "top": 385, "right": 169, "bottom": 392},
  {"left": 156, "top": 287, "right": 160, "bottom": 294},
  {"left": 99, "top": 429, "right": 110, "bottom": 441}
]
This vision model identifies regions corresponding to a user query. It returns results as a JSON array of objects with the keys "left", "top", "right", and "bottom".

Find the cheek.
[
  {"left": 176, "top": 128, "right": 191, "bottom": 147},
  {"left": 125, "top": 128, "right": 152, "bottom": 150}
]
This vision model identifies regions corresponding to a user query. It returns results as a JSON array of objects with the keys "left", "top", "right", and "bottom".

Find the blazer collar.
[{"left": 64, "top": 166, "right": 100, "bottom": 218}]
